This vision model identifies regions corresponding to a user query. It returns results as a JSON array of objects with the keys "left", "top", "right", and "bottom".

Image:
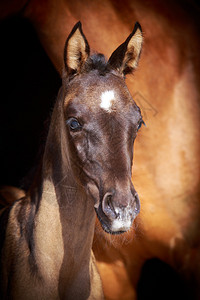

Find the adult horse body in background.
[
  {"left": 0, "top": 22, "right": 143, "bottom": 299},
  {"left": 0, "top": 0, "right": 199, "bottom": 299}
]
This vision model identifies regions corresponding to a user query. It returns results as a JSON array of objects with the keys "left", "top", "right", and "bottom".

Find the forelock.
[{"left": 82, "top": 54, "right": 111, "bottom": 76}]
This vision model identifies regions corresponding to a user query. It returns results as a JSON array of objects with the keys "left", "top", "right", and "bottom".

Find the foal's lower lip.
[
  {"left": 101, "top": 221, "right": 127, "bottom": 235},
  {"left": 95, "top": 209, "right": 126, "bottom": 235}
]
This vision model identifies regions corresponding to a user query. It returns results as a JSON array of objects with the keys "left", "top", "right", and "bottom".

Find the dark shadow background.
[
  {"left": 0, "top": 17, "right": 192, "bottom": 300},
  {"left": 0, "top": 17, "right": 61, "bottom": 188}
]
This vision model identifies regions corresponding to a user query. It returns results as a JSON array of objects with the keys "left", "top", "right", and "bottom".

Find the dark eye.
[
  {"left": 67, "top": 118, "right": 82, "bottom": 131},
  {"left": 137, "top": 119, "right": 145, "bottom": 131}
]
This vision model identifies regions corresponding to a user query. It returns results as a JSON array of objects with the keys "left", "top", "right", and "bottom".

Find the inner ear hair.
[
  {"left": 108, "top": 22, "right": 143, "bottom": 76},
  {"left": 64, "top": 22, "right": 90, "bottom": 77},
  {"left": 124, "top": 22, "right": 143, "bottom": 71}
]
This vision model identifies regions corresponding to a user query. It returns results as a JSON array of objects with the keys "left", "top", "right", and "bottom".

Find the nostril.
[
  {"left": 133, "top": 192, "right": 140, "bottom": 215},
  {"left": 102, "top": 192, "right": 117, "bottom": 219},
  {"left": 107, "top": 195, "right": 114, "bottom": 211}
]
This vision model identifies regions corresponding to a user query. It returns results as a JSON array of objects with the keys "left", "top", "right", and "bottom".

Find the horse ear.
[
  {"left": 108, "top": 22, "right": 143, "bottom": 76},
  {"left": 64, "top": 22, "right": 90, "bottom": 77}
]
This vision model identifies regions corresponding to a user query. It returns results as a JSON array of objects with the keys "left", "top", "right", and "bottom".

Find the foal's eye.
[
  {"left": 137, "top": 119, "right": 145, "bottom": 131},
  {"left": 67, "top": 118, "right": 82, "bottom": 131}
]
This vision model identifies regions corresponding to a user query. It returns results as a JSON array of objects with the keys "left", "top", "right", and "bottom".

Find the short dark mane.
[{"left": 83, "top": 54, "right": 111, "bottom": 76}]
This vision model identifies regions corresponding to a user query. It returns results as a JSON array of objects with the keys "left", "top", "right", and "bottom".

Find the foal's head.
[{"left": 62, "top": 22, "right": 143, "bottom": 234}]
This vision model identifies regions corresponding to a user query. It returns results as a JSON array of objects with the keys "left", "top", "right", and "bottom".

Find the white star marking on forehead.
[{"left": 100, "top": 90, "right": 115, "bottom": 112}]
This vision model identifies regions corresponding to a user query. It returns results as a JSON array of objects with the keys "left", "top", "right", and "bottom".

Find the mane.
[{"left": 82, "top": 53, "right": 111, "bottom": 76}]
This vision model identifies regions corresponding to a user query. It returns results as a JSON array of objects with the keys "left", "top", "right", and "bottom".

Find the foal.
[{"left": 0, "top": 22, "right": 143, "bottom": 299}]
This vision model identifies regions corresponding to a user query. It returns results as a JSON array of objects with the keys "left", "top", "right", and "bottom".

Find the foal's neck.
[
  {"left": 31, "top": 129, "right": 96, "bottom": 297},
  {"left": 34, "top": 164, "right": 96, "bottom": 258},
  {"left": 32, "top": 168, "right": 96, "bottom": 297}
]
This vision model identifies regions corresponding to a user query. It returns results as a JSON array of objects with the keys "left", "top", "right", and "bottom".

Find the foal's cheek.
[{"left": 72, "top": 137, "right": 87, "bottom": 162}]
